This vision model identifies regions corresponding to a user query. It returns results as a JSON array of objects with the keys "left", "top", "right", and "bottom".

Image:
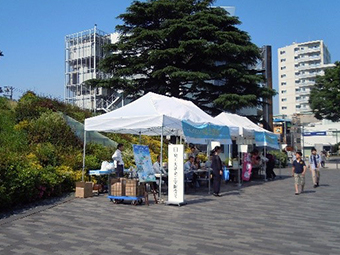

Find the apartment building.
[
  {"left": 64, "top": 25, "right": 120, "bottom": 111},
  {"left": 278, "top": 40, "right": 334, "bottom": 117}
]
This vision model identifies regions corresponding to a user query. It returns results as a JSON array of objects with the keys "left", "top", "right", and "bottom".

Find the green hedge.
[{"left": 269, "top": 150, "right": 288, "bottom": 168}]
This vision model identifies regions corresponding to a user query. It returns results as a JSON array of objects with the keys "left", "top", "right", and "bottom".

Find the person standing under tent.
[
  {"left": 212, "top": 146, "right": 223, "bottom": 197},
  {"left": 266, "top": 153, "right": 276, "bottom": 180},
  {"left": 309, "top": 148, "right": 321, "bottom": 188},
  {"left": 112, "top": 143, "right": 124, "bottom": 177},
  {"left": 292, "top": 151, "right": 306, "bottom": 195}
]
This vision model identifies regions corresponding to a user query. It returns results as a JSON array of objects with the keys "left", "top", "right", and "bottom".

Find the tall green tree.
[
  {"left": 309, "top": 61, "right": 340, "bottom": 121},
  {"left": 87, "top": 0, "right": 275, "bottom": 115}
]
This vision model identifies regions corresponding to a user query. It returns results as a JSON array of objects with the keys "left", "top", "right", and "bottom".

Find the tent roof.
[
  {"left": 215, "top": 112, "right": 276, "bottom": 138},
  {"left": 85, "top": 92, "right": 237, "bottom": 138},
  {"left": 215, "top": 112, "right": 280, "bottom": 149}
]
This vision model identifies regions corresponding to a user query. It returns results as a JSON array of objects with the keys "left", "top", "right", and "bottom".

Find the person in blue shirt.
[{"left": 292, "top": 151, "right": 307, "bottom": 195}]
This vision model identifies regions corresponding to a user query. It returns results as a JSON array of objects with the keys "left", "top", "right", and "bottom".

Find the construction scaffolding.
[{"left": 64, "top": 25, "right": 120, "bottom": 112}]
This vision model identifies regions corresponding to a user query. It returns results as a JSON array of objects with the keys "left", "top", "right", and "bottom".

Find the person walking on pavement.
[
  {"left": 112, "top": 143, "right": 124, "bottom": 177},
  {"left": 292, "top": 151, "right": 307, "bottom": 195},
  {"left": 309, "top": 148, "right": 321, "bottom": 188},
  {"left": 212, "top": 146, "right": 223, "bottom": 197}
]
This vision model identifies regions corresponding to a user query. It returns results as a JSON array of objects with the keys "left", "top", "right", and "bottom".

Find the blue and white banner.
[
  {"left": 132, "top": 144, "right": 156, "bottom": 182},
  {"left": 254, "top": 131, "right": 280, "bottom": 150},
  {"left": 182, "top": 120, "right": 231, "bottom": 144}
]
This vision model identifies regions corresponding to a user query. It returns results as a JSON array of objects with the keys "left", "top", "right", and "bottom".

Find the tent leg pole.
[
  {"left": 238, "top": 151, "right": 242, "bottom": 187},
  {"left": 82, "top": 131, "right": 87, "bottom": 182},
  {"left": 264, "top": 147, "right": 267, "bottom": 181},
  {"left": 159, "top": 126, "right": 164, "bottom": 202},
  {"left": 207, "top": 140, "right": 210, "bottom": 194}
]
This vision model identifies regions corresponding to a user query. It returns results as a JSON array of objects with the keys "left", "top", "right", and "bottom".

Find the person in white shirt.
[
  {"left": 112, "top": 143, "right": 124, "bottom": 177},
  {"left": 309, "top": 148, "right": 321, "bottom": 188},
  {"left": 153, "top": 155, "right": 168, "bottom": 186},
  {"left": 153, "top": 155, "right": 162, "bottom": 174}
]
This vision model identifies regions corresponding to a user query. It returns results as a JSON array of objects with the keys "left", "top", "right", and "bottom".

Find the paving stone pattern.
[{"left": 1, "top": 167, "right": 340, "bottom": 255}]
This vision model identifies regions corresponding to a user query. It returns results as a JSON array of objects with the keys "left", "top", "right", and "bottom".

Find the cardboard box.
[
  {"left": 75, "top": 182, "right": 93, "bottom": 198},
  {"left": 111, "top": 182, "right": 125, "bottom": 196}
]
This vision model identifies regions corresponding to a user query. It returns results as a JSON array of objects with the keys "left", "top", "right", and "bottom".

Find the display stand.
[{"left": 142, "top": 182, "right": 159, "bottom": 206}]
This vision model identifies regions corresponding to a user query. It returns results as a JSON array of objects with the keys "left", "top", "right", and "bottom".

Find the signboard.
[
  {"left": 167, "top": 144, "right": 185, "bottom": 206},
  {"left": 182, "top": 120, "right": 231, "bottom": 144},
  {"left": 274, "top": 126, "right": 282, "bottom": 134},
  {"left": 303, "top": 131, "right": 327, "bottom": 136},
  {"left": 254, "top": 131, "right": 280, "bottom": 149},
  {"left": 132, "top": 144, "right": 156, "bottom": 182}
]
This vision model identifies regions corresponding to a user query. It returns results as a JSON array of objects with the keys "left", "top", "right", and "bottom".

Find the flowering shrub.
[{"left": 0, "top": 94, "right": 168, "bottom": 210}]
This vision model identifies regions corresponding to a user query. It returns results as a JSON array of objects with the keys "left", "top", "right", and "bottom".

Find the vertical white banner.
[{"left": 167, "top": 144, "right": 185, "bottom": 205}]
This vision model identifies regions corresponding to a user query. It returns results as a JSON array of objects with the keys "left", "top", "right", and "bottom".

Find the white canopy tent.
[
  {"left": 215, "top": 112, "right": 280, "bottom": 181},
  {"left": 83, "top": 92, "right": 238, "bottom": 195},
  {"left": 85, "top": 92, "right": 235, "bottom": 139},
  {"left": 215, "top": 112, "right": 266, "bottom": 139}
]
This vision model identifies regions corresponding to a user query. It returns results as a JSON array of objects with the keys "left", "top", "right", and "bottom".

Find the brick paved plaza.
[{"left": 1, "top": 166, "right": 340, "bottom": 255}]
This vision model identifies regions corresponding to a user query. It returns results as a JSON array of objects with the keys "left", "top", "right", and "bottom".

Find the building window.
[
  {"left": 281, "top": 66, "right": 286, "bottom": 70},
  {"left": 282, "top": 106, "right": 287, "bottom": 110},
  {"left": 281, "top": 90, "right": 287, "bottom": 94},
  {"left": 281, "top": 74, "right": 286, "bottom": 78},
  {"left": 280, "top": 50, "right": 286, "bottom": 55},
  {"left": 294, "top": 48, "right": 299, "bottom": 51},
  {"left": 280, "top": 58, "right": 286, "bottom": 62},
  {"left": 281, "top": 82, "right": 287, "bottom": 86},
  {"left": 296, "top": 105, "right": 301, "bottom": 109},
  {"left": 281, "top": 98, "right": 287, "bottom": 102}
]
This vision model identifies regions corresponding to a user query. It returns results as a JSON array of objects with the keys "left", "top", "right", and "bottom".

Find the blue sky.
[{"left": 1, "top": 0, "right": 339, "bottom": 114}]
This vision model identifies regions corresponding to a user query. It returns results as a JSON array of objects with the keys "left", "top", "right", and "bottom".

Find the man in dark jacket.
[{"left": 211, "top": 146, "right": 223, "bottom": 197}]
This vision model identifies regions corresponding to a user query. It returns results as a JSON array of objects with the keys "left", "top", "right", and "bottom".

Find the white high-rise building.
[
  {"left": 65, "top": 25, "right": 120, "bottom": 111},
  {"left": 278, "top": 40, "right": 334, "bottom": 117}
]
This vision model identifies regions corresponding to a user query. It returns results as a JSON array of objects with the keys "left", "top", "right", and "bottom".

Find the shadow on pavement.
[
  {"left": 302, "top": 190, "right": 316, "bottom": 194},
  {"left": 186, "top": 198, "right": 214, "bottom": 205}
]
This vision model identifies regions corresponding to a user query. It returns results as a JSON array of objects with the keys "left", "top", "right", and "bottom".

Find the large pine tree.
[{"left": 88, "top": 0, "right": 275, "bottom": 115}]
